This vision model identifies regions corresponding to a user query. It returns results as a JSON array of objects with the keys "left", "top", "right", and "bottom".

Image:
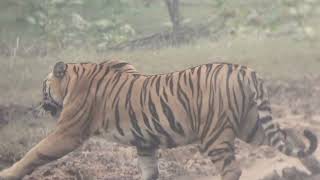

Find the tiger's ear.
[{"left": 53, "top": 61, "right": 66, "bottom": 79}]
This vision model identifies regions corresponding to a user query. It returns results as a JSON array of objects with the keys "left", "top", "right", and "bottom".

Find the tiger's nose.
[{"left": 43, "top": 93, "right": 49, "bottom": 100}]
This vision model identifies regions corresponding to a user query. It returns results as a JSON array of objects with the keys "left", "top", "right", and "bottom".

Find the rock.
[
  {"left": 260, "top": 171, "right": 282, "bottom": 180},
  {"left": 307, "top": 174, "right": 320, "bottom": 180},
  {"left": 282, "top": 167, "right": 308, "bottom": 180}
]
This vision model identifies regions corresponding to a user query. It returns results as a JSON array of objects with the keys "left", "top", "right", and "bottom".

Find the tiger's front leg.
[
  {"left": 0, "top": 126, "right": 85, "bottom": 180},
  {"left": 137, "top": 147, "right": 159, "bottom": 180}
]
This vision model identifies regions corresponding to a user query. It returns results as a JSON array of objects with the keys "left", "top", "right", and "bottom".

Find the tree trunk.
[
  {"left": 164, "top": 0, "right": 181, "bottom": 32},
  {"left": 164, "top": 0, "right": 182, "bottom": 44}
]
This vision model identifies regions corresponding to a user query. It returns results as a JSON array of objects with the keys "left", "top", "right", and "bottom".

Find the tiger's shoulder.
[{"left": 102, "top": 60, "right": 139, "bottom": 74}]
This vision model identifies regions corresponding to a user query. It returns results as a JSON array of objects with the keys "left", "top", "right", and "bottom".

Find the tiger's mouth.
[{"left": 42, "top": 100, "right": 62, "bottom": 117}]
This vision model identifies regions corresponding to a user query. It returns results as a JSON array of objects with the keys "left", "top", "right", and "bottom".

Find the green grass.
[
  {"left": 0, "top": 115, "right": 55, "bottom": 165},
  {"left": 119, "top": 2, "right": 215, "bottom": 35},
  {"left": 1, "top": 36, "right": 319, "bottom": 105},
  {"left": 106, "top": 37, "right": 320, "bottom": 78},
  {"left": 0, "top": 0, "right": 215, "bottom": 43}
]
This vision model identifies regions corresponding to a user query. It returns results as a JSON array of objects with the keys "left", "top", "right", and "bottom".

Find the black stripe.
[
  {"left": 155, "top": 76, "right": 161, "bottom": 96},
  {"left": 251, "top": 72, "right": 259, "bottom": 93},
  {"left": 222, "top": 155, "right": 235, "bottom": 170},
  {"left": 267, "top": 130, "right": 278, "bottom": 140},
  {"left": 160, "top": 97, "right": 185, "bottom": 136},
  {"left": 94, "top": 67, "right": 110, "bottom": 100},
  {"left": 208, "top": 147, "right": 229, "bottom": 157},
  {"left": 206, "top": 110, "right": 226, "bottom": 139},
  {"left": 115, "top": 100, "right": 124, "bottom": 136},
  {"left": 142, "top": 111, "right": 153, "bottom": 131},
  {"left": 177, "top": 79, "right": 194, "bottom": 130},
  {"left": 101, "top": 71, "right": 116, "bottom": 117},
  {"left": 151, "top": 118, "right": 176, "bottom": 148},
  {"left": 140, "top": 77, "right": 150, "bottom": 106},
  {"left": 237, "top": 72, "right": 246, "bottom": 121},
  {"left": 232, "top": 87, "right": 239, "bottom": 114},
  {"left": 200, "top": 91, "right": 216, "bottom": 141},
  {"left": 260, "top": 116, "right": 272, "bottom": 124},
  {"left": 111, "top": 76, "right": 129, "bottom": 108},
  {"left": 203, "top": 121, "right": 233, "bottom": 152},
  {"left": 264, "top": 124, "right": 275, "bottom": 132},
  {"left": 188, "top": 72, "right": 194, "bottom": 95},
  {"left": 225, "top": 64, "right": 240, "bottom": 129},
  {"left": 246, "top": 121, "right": 260, "bottom": 143},
  {"left": 73, "top": 66, "right": 79, "bottom": 79},
  {"left": 271, "top": 136, "right": 282, "bottom": 146},
  {"left": 258, "top": 101, "right": 271, "bottom": 112},
  {"left": 213, "top": 65, "right": 223, "bottom": 91},
  {"left": 163, "top": 87, "right": 169, "bottom": 101},
  {"left": 210, "top": 156, "right": 225, "bottom": 164},
  {"left": 169, "top": 75, "right": 174, "bottom": 95},
  {"left": 259, "top": 81, "right": 264, "bottom": 99},
  {"left": 112, "top": 62, "right": 129, "bottom": 69},
  {"left": 125, "top": 77, "right": 138, "bottom": 109},
  {"left": 183, "top": 71, "right": 187, "bottom": 85},
  {"left": 88, "top": 64, "right": 99, "bottom": 77},
  {"left": 79, "top": 65, "right": 86, "bottom": 79},
  {"left": 150, "top": 76, "right": 157, "bottom": 86},
  {"left": 128, "top": 104, "right": 143, "bottom": 137},
  {"left": 200, "top": 64, "right": 221, "bottom": 140},
  {"left": 205, "top": 64, "right": 213, "bottom": 84},
  {"left": 148, "top": 94, "right": 159, "bottom": 120},
  {"left": 109, "top": 73, "right": 122, "bottom": 96}
]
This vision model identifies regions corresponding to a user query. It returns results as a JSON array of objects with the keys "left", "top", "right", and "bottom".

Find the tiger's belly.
[{"left": 99, "top": 128, "right": 198, "bottom": 149}]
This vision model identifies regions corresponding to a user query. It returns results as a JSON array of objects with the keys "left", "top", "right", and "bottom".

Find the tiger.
[{"left": 0, "top": 60, "right": 317, "bottom": 180}]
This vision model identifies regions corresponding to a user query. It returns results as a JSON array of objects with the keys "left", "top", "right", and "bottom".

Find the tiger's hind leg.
[
  {"left": 239, "top": 106, "right": 268, "bottom": 146},
  {"left": 200, "top": 127, "right": 241, "bottom": 180},
  {"left": 137, "top": 147, "right": 159, "bottom": 180}
]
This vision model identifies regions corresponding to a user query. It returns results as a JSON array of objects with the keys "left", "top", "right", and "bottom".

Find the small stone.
[
  {"left": 304, "top": 27, "right": 316, "bottom": 38},
  {"left": 261, "top": 170, "right": 281, "bottom": 180}
]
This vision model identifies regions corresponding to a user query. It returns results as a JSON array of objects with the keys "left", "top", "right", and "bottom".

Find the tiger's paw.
[{"left": 0, "top": 168, "right": 20, "bottom": 180}]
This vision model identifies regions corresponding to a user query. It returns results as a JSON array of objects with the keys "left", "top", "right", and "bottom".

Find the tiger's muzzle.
[{"left": 42, "top": 96, "right": 62, "bottom": 117}]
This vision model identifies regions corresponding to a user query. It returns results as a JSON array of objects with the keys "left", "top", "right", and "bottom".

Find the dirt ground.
[{"left": 0, "top": 77, "right": 309, "bottom": 179}]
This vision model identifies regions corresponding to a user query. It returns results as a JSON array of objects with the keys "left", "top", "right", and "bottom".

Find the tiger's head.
[{"left": 42, "top": 62, "right": 68, "bottom": 118}]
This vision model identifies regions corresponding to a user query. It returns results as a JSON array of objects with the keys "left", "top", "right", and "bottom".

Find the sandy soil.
[{"left": 2, "top": 77, "right": 320, "bottom": 180}]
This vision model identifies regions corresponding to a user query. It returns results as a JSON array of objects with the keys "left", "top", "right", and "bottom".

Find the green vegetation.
[
  {"left": 1, "top": 0, "right": 318, "bottom": 52},
  {"left": 1, "top": 37, "right": 319, "bottom": 105}
]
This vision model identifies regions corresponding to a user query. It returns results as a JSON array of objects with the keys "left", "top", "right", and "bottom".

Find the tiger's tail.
[{"left": 254, "top": 75, "right": 317, "bottom": 158}]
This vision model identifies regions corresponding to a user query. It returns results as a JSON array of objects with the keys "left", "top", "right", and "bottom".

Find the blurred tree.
[
  {"left": 164, "top": 0, "right": 182, "bottom": 33},
  {"left": 0, "top": 0, "right": 136, "bottom": 53},
  {"left": 142, "top": 0, "right": 156, "bottom": 7}
]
